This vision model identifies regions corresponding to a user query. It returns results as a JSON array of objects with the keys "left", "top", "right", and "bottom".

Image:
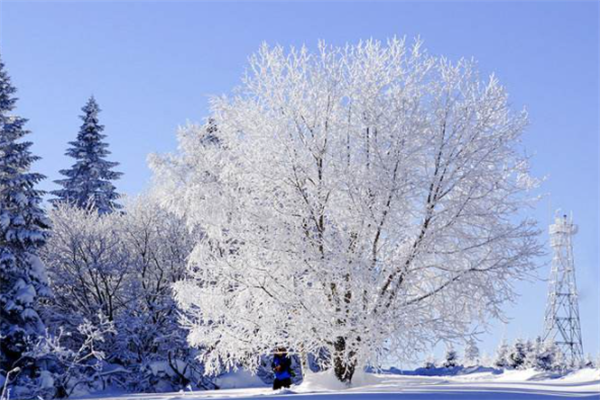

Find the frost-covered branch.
[{"left": 150, "top": 38, "right": 542, "bottom": 383}]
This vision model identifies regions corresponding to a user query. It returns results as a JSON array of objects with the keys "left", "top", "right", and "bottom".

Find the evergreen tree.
[
  {"left": 463, "top": 338, "right": 480, "bottom": 366},
  {"left": 0, "top": 55, "right": 51, "bottom": 387},
  {"left": 494, "top": 339, "right": 510, "bottom": 369},
  {"left": 52, "top": 97, "right": 122, "bottom": 213},
  {"left": 547, "top": 341, "right": 566, "bottom": 371},
  {"left": 443, "top": 346, "right": 460, "bottom": 368},
  {"left": 582, "top": 354, "right": 595, "bottom": 369},
  {"left": 524, "top": 337, "right": 542, "bottom": 370},
  {"left": 508, "top": 338, "right": 528, "bottom": 369},
  {"left": 423, "top": 354, "right": 437, "bottom": 369}
]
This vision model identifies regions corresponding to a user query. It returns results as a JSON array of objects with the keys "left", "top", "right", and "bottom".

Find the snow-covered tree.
[
  {"left": 524, "top": 337, "right": 542, "bottom": 370},
  {"left": 151, "top": 39, "right": 541, "bottom": 382},
  {"left": 443, "top": 346, "right": 460, "bottom": 368},
  {"left": 546, "top": 341, "right": 566, "bottom": 371},
  {"left": 463, "top": 338, "right": 480, "bottom": 366},
  {"left": 522, "top": 338, "right": 566, "bottom": 372},
  {"left": 114, "top": 197, "right": 202, "bottom": 392},
  {"left": 508, "top": 338, "right": 527, "bottom": 370},
  {"left": 42, "top": 204, "right": 130, "bottom": 326},
  {"left": 582, "top": 354, "right": 595, "bottom": 369},
  {"left": 52, "top": 97, "right": 122, "bottom": 214},
  {"left": 494, "top": 339, "right": 510, "bottom": 369},
  {"left": 479, "top": 352, "right": 493, "bottom": 368},
  {"left": 0, "top": 55, "right": 52, "bottom": 396},
  {"left": 41, "top": 197, "right": 203, "bottom": 393},
  {"left": 422, "top": 354, "right": 437, "bottom": 369}
]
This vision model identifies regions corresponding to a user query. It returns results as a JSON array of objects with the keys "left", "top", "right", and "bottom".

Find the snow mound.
[
  {"left": 272, "top": 388, "right": 296, "bottom": 395},
  {"left": 214, "top": 369, "right": 267, "bottom": 389},
  {"left": 296, "top": 370, "right": 348, "bottom": 392},
  {"left": 296, "top": 370, "right": 382, "bottom": 393},
  {"left": 559, "top": 368, "right": 600, "bottom": 383}
]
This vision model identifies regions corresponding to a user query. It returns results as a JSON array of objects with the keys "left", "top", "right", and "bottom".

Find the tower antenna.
[{"left": 543, "top": 212, "right": 584, "bottom": 366}]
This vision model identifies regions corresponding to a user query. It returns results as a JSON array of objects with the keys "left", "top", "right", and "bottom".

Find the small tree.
[
  {"left": 547, "top": 341, "right": 566, "bottom": 371},
  {"left": 52, "top": 97, "right": 122, "bottom": 214},
  {"left": 582, "top": 354, "right": 595, "bottom": 369},
  {"left": 508, "top": 338, "right": 527, "bottom": 370},
  {"left": 443, "top": 346, "right": 460, "bottom": 368},
  {"left": 524, "top": 337, "right": 542, "bottom": 370},
  {"left": 423, "top": 354, "right": 437, "bottom": 370},
  {"left": 494, "top": 339, "right": 510, "bottom": 369},
  {"left": 463, "top": 338, "right": 480, "bottom": 366}
]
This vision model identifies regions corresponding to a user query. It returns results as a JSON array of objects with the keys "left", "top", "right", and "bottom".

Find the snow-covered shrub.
[
  {"left": 25, "top": 314, "right": 116, "bottom": 398},
  {"left": 151, "top": 38, "right": 541, "bottom": 383},
  {"left": 40, "top": 197, "right": 206, "bottom": 394}
]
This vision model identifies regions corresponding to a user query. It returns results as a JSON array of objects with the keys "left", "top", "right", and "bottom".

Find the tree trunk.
[{"left": 333, "top": 336, "right": 356, "bottom": 383}]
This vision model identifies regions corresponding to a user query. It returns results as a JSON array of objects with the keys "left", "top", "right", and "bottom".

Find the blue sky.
[{"left": 1, "top": 1, "right": 598, "bottom": 363}]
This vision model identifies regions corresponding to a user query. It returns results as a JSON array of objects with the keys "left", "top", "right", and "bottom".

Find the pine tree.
[
  {"left": 508, "top": 338, "right": 528, "bottom": 369},
  {"left": 524, "top": 337, "right": 542, "bottom": 370},
  {"left": 494, "top": 339, "right": 510, "bottom": 369},
  {"left": 547, "top": 341, "right": 566, "bottom": 371},
  {"left": 0, "top": 55, "right": 51, "bottom": 383},
  {"left": 582, "top": 354, "right": 595, "bottom": 369},
  {"left": 463, "top": 338, "right": 480, "bottom": 366},
  {"left": 52, "top": 97, "right": 122, "bottom": 213},
  {"left": 443, "top": 346, "right": 460, "bottom": 368},
  {"left": 423, "top": 354, "right": 437, "bottom": 369}
]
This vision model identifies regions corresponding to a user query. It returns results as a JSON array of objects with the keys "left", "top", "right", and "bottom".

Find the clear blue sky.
[{"left": 1, "top": 1, "right": 598, "bottom": 364}]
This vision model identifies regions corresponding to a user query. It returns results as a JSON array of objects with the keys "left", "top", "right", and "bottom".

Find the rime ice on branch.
[
  {"left": 52, "top": 97, "right": 122, "bottom": 214},
  {"left": 150, "top": 38, "right": 542, "bottom": 383}
]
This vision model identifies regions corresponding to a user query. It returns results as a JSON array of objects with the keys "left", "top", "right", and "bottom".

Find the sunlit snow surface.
[{"left": 74, "top": 369, "right": 600, "bottom": 400}]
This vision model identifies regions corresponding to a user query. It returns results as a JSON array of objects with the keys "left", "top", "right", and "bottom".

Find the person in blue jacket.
[{"left": 272, "top": 347, "right": 292, "bottom": 390}]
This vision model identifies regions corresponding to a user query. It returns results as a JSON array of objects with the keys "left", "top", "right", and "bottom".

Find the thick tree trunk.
[{"left": 333, "top": 336, "right": 356, "bottom": 383}]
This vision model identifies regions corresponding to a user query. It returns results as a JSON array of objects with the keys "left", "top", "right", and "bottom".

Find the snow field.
[{"left": 72, "top": 369, "right": 600, "bottom": 400}]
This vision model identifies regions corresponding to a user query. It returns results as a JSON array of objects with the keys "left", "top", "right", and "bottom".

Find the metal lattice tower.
[{"left": 542, "top": 213, "right": 584, "bottom": 366}]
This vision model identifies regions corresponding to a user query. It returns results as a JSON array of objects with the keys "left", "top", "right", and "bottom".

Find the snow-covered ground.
[{"left": 74, "top": 369, "right": 600, "bottom": 400}]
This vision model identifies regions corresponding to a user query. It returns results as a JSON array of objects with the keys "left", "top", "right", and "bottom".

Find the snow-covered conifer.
[
  {"left": 508, "top": 338, "right": 527, "bottom": 370},
  {"left": 524, "top": 337, "right": 542, "bottom": 370},
  {"left": 423, "top": 354, "right": 437, "bottom": 369},
  {"left": 52, "top": 97, "right": 122, "bottom": 213},
  {"left": 582, "top": 354, "right": 595, "bottom": 369},
  {"left": 152, "top": 39, "right": 542, "bottom": 383},
  {"left": 494, "top": 339, "right": 510, "bottom": 369},
  {"left": 547, "top": 341, "right": 566, "bottom": 371},
  {"left": 0, "top": 55, "right": 51, "bottom": 394},
  {"left": 463, "top": 338, "right": 480, "bottom": 366},
  {"left": 443, "top": 347, "right": 460, "bottom": 368}
]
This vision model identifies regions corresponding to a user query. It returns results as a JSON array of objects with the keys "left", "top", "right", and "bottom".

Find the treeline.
[
  {"left": 0, "top": 56, "right": 215, "bottom": 399},
  {"left": 423, "top": 337, "right": 597, "bottom": 372}
]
